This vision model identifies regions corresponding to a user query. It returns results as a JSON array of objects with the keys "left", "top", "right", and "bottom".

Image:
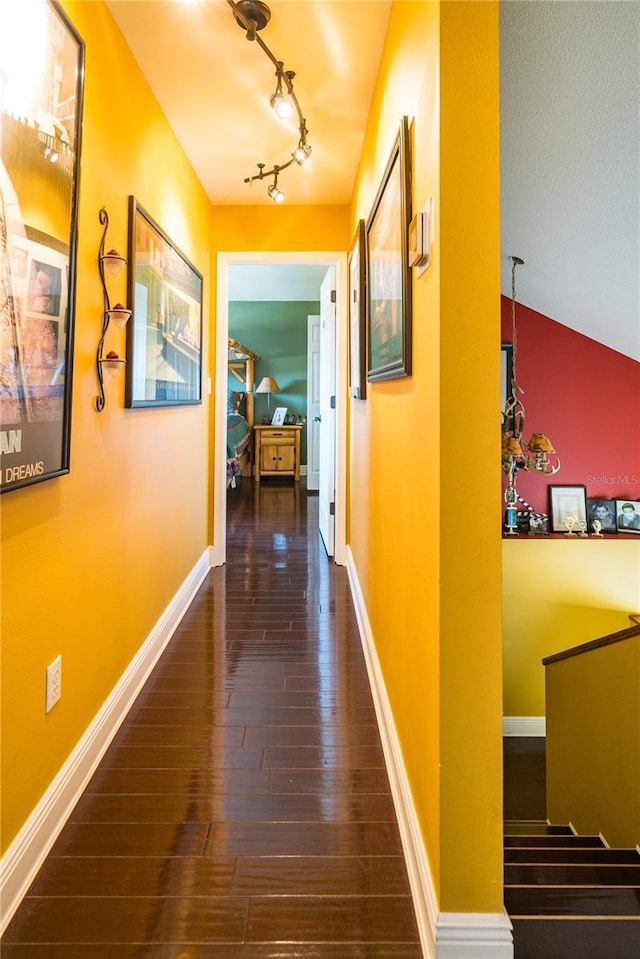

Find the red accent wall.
[{"left": 501, "top": 296, "right": 640, "bottom": 515}]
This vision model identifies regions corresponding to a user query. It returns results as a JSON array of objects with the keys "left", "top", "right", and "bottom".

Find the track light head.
[
  {"left": 292, "top": 143, "right": 312, "bottom": 164},
  {"left": 267, "top": 183, "right": 285, "bottom": 203},
  {"left": 269, "top": 93, "right": 293, "bottom": 119}
]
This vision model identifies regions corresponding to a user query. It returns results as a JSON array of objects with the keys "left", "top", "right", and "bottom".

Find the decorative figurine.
[
  {"left": 577, "top": 519, "right": 588, "bottom": 537},
  {"left": 564, "top": 515, "right": 577, "bottom": 536},
  {"left": 591, "top": 519, "right": 603, "bottom": 537}
]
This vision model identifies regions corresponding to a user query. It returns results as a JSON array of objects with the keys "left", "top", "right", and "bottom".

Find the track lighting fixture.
[{"left": 227, "top": 0, "right": 311, "bottom": 202}]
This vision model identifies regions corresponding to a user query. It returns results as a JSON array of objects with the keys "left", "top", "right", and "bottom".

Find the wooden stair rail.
[{"left": 542, "top": 621, "right": 640, "bottom": 666}]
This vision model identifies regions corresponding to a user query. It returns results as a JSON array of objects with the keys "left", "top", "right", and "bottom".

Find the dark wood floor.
[{"left": 2, "top": 476, "right": 422, "bottom": 957}]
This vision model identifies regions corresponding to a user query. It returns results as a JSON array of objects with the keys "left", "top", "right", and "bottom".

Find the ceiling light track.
[{"left": 227, "top": 0, "right": 311, "bottom": 202}]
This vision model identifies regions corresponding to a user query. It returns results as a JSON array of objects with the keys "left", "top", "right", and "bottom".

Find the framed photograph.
[
  {"left": 615, "top": 499, "right": 640, "bottom": 534},
  {"left": 1, "top": 0, "right": 85, "bottom": 493},
  {"left": 271, "top": 407, "right": 287, "bottom": 426},
  {"left": 586, "top": 498, "right": 617, "bottom": 533},
  {"left": 348, "top": 220, "right": 366, "bottom": 399},
  {"left": 549, "top": 485, "right": 587, "bottom": 532},
  {"left": 366, "top": 116, "right": 412, "bottom": 382},
  {"left": 126, "top": 197, "right": 203, "bottom": 407}
]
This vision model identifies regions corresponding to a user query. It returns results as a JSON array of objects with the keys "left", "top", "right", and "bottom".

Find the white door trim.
[{"left": 214, "top": 251, "right": 348, "bottom": 567}]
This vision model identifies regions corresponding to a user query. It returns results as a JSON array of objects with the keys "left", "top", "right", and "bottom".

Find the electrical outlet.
[{"left": 45, "top": 655, "right": 62, "bottom": 713}]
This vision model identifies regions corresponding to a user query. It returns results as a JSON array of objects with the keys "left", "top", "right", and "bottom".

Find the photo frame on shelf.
[
  {"left": 126, "top": 197, "right": 203, "bottom": 408},
  {"left": 271, "top": 407, "right": 287, "bottom": 426},
  {"left": 549, "top": 485, "right": 587, "bottom": 532},
  {"left": 366, "top": 116, "right": 412, "bottom": 382},
  {"left": 615, "top": 499, "right": 640, "bottom": 534},
  {"left": 0, "top": 0, "right": 85, "bottom": 493},
  {"left": 586, "top": 498, "right": 617, "bottom": 533},
  {"left": 348, "top": 220, "right": 366, "bottom": 399}
]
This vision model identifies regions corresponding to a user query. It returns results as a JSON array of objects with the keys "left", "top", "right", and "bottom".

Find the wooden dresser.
[{"left": 253, "top": 425, "right": 303, "bottom": 482}]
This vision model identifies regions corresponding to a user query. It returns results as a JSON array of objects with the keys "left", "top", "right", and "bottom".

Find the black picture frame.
[
  {"left": 501, "top": 342, "right": 513, "bottom": 412},
  {"left": 366, "top": 116, "right": 412, "bottom": 382},
  {"left": 586, "top": 498, "right": 617, "bottom": 533},
  {"left": 549, "top": 485, "right": 587, "bottom": 532},
  {"left": 0, "top": 0, "right": 85, "bottom": 493},
  {"left": 348, "top": 220, "right": 366, "bottom": 399},
  {"left": 615, "top": 499, "right": 640, "bottom": 534},
  {"left": 126, "top": 197, "right": 203, "bottom": 408}
]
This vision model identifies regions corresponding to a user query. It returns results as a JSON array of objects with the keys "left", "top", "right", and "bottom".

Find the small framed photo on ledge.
[
  {"left": 271, "top": 407, "right": 287, "bottom": 426},
  {"left": 615, "top": 499, "right": 640, "bottom": 533},
  {"left": 586, "top": 498, "right": 617, "bottom": 533},
  {"left": 549, "top": 485, "right": 587, "bottom": 532}
]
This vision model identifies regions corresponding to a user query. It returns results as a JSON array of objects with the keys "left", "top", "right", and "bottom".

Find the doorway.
[{"left": 213, "top": 251, "right": 348, "bottom": 568}]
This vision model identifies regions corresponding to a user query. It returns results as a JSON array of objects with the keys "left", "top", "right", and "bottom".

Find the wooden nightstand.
[{"left": 253, "top": 424, "right": 303, "bottom": 482}]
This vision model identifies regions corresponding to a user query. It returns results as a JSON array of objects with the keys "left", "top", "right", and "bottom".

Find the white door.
[
  {"left": 318, "top": 267, "right": 336, "bottom": 556},
  {"left": 306, "top": 315, "right": 321, "bottom": 491}
]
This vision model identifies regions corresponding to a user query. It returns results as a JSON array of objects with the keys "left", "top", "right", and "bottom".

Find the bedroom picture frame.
[
  {"left": 0, "top": 0, "right": 85, "bottom": 494},
  {"left": 549, "top": 485, "right": 587, "bottom": 533},
  {"left": 366, "top": 116, "right": 412, "bottom": 382},
  {"left": 271, "top": 407, "right": 287, "bottom": 426},
  {"left": 126, "top": 196, "right": 203, "bottom": 408},
  {"left": 348, "top": 220, "right": 367, "bottom": 399},
  {"left": 615, "top": 499, "right": 640, "bottom": 533}
]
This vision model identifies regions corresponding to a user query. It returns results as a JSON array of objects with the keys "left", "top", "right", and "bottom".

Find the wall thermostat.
[{"left": 408, "top": 200, "right": 433, "bottom": 275}]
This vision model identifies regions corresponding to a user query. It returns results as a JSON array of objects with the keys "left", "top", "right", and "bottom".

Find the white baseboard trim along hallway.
[
  {"left": 0, "top": 548, "right": 212, "bottom": 936},
  {"left": 345, "top": 546, "right": 514, "bottom": 959}
]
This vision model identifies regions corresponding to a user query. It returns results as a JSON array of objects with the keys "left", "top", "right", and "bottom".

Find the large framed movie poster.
[{"left": 0, "top": 1, "right": 85, "bottom": 493}]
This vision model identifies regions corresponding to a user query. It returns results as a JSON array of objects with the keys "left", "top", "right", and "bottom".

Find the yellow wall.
[
  {"left": 503, "top": 539, "right": 640, "bottom": 716},
  {"left": 349, "top": 1, "right": 503, "bottom": 913},
  {"left": 0, "top": 0, "right": 212, "bottom": 852}
]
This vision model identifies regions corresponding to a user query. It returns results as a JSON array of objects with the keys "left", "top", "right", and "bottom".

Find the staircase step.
[
  {"left": 511, "top": 917, "right": 640, "bottom": 959},
  {"left": 505, "top": 821, "right": 574, "bottom": 836},
  {"left": 506, "top": 863, "right": 640, "bottom": 886},
  {"left": 506, "top": 846, "right": 640, "bottom": 865},
  {"left": 505, "top": 834, "right": 606, "bottom": 848},
  {"left": 505, "top": 884, "right": 640, "bottom": 916}
]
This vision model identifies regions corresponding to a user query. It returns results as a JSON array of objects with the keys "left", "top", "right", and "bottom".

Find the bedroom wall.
[
  {"left": 229, "top": 300, "right": 319, "bottom": 465},
  {"left": 349, "top": 0, "right": 503, "bottom": 917},
  {"left": 1, "top": 0, "right": 212, "bottom": 853}
]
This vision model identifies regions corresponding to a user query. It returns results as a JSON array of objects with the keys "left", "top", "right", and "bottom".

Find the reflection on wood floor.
[{"left": 2, "top": 476, "right": 422, "bottom": 957}]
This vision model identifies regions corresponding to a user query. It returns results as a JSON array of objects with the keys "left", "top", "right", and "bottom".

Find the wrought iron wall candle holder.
[{"left": 95, "top": 208, "right": 130, "bottom": 412}]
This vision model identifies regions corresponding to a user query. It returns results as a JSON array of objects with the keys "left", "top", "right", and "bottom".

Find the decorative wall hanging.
[
  {"left": 125, "top": 197, "right": 203, "bottom": 408},
  {"left": 0, "top": 0, "right": 85, "bottom": 493},
  {"left": 366, "top": 117, "right": 412, "bottom": 382},
  {"left": 348, "top": 220, "right": 366, "bottom": 399},
  {"left": 95, "top": 208, "right": 130, "bottom": 412}
]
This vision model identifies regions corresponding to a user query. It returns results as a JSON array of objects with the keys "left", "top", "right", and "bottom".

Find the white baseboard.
[
  {"left": 503, "top": 716, "right": 546, "bottom": 737},
  {"left": 345, "top": 547, "right": 513, "bottom": 959},
  {"left": 0, "top": 548, "right": 212, "bottom": 936}
]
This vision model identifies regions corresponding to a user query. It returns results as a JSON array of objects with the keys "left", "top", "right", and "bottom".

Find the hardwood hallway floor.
[{"left": 2, "top": 477, "right": 421, "bottom": 957}]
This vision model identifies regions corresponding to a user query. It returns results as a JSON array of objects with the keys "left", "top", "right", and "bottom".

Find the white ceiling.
[{"left": 106, "top": 0, "right": 639, "bottom": 358}]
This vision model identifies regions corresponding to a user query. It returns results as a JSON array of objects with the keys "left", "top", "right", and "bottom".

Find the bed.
[{"left": 227, "top": 337, "right": 259, "bottom": 486}]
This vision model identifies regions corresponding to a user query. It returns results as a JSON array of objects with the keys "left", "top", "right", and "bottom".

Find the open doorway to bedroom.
[{"left": 213, "top": 251, "right": 348, "bottom": 569}]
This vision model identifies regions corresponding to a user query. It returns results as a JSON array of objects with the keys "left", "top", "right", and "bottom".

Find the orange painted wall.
[
  {"left": 349, "top": 1, "right": 503, "bottom": 912},
  {"left": 1, "top": 0, "right": 212, "bottom": 851}
]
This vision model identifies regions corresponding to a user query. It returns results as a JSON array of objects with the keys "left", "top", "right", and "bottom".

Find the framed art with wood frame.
[
  {"left": 126, "top": 196, "right": 203, "bottom": 408},
  {"left": 348, "top": 220, "right": 366, "bottom": 399},
  {"left": 0, "top": 0, "right": 85, "bottom": 493},
  {"left": 366, "top": 116, "right": 412, "bottom": 382}
]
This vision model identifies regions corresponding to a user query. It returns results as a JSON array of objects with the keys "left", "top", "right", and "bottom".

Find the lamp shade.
[{"left": 255, "top": 376, "right": 281, "bottom": 394}]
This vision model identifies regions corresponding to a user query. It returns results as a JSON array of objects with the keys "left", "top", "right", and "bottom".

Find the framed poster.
[
  {"left": 348, "top": 220, "right": 366, "bottom": 399},
  {"left": 126, "top": 197, "right": 203, "bottom": 407},
  {"left": 0, "top": 0, "right": 85, "bottom": 493},
  {"left": 366, "top": 116, "right": 412, "bottom": 382},
  {"left": 271, "top": 407, "right": 287, "bottom": 426}
]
